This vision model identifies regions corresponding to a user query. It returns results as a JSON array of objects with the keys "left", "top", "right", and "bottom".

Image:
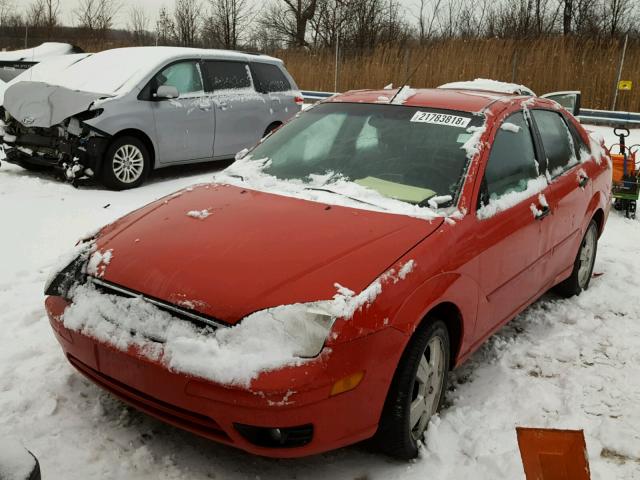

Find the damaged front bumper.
[{"left": 0, "top": 110, "right": 109, "bottom": 181}]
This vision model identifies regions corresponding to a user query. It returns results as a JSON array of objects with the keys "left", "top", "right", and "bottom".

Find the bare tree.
[
  {"left": 602, "top": 0, "right": 635, "bottom": 36},
  {"left": 75, "top": 0, "right": 120, "bottom": 32},
  {"left": 27, "top": 0, "right": 46, "bottom": 28},
  {"left": 415, "top": 0, "right": 442, "bottom": 43},
  {"left": 204, "top": 0, "right": 253, "bottom": 49},
  {"left": 156, "top": 6, "right": 176, "bottom": 45},
  {"left": 128, "top": 4, "right": 149, "bottom": 44},
  {"left": 260, "top": 0, "right": 318, "bottom": 47},
  {"left": 174, "top": 0, "right": 201, "bottom": 46}
]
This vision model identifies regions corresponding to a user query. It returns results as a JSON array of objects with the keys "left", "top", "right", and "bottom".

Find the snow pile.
[
  {"left": 477, "top": 177, "right": 548, "bottom": 219},
  {"left": 86, "top": 249, "right": 112, "bottom": 278},
  {"left": 461, "top": 124, "right": 487, "bottom": 160},
  {"left": 215, "top": 157, "right": 442, "bottom": 221},
  {"left": 439, "top": 78, "right": 536, "bottom": 96},
  {"left": 0, "top": 439, "right": 36, "bottom": 480},
  {"left": 0, "top": 42, "right": 77, "bottom": 62},
  {"left": 500, "top": 122, "right": 520, "bottom": 133},
  {"left": 186, "top": 209, "right": 211, "bottom": 219},
  {"left": 62, "top": 260, "right": 415, "bottom": 387}
]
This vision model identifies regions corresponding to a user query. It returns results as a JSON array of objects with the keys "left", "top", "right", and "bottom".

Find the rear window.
[
  {"left": 250, "top": 62, "right": 291, "bottom": 93},
  {"left": 202, "top": 60, "right": 251, "bottom": 91}
]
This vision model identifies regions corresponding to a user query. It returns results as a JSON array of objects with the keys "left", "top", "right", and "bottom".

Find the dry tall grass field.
[{"left": 277, "top": 37, "right": 640, "bottom": 111}]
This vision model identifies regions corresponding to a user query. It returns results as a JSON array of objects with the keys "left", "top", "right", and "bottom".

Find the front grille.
[{"left": 88, "top": 277, "right": 229, "bottom": 331}]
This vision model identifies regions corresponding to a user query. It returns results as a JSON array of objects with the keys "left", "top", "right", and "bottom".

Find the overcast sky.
[{"left": 44, "top": 0, "right": 421, "bottom": 30}]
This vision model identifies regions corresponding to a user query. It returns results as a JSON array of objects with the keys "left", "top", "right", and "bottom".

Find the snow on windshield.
[{"left": 61, "top": 259, "right": 416, "bottom": 387}]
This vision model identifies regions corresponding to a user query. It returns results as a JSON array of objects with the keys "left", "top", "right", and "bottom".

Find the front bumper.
[{"left": 45, "top": 295, "right": 406, "bottom": 458}]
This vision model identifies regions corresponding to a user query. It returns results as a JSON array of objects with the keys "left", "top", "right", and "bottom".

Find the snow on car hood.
[
  {"left": 93, "top": 183, "right": 441, "bottom": 324},
  {"left": 4, "top": 81, "right": 108, "bottom": 128}
]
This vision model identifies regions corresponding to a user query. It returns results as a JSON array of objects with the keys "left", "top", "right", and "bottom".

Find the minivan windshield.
[{"left": 251, "top": 103, "right": 483, "bottom": 205}]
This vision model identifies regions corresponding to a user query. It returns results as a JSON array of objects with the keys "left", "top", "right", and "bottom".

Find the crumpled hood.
[
  {"left": 95, "top": 184, "right": 442, "bottom": 324},
  {"left": 4, "top": 81, "right": 110, "bottom": 128}
]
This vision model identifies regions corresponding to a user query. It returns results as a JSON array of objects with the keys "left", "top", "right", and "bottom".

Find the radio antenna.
[{"left": 388, "top": 48, "right": 431, "bottom": 104}]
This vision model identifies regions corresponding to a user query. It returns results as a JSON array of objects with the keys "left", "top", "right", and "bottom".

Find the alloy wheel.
[
  {"left": 578, "top": 225, "right": 597, "bottom": 289},
  {"left": 112, "top": 144, "right": 145, "bottom": 184}
]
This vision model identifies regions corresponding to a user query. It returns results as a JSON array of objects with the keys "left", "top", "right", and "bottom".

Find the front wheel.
[
  {"left": 554, "top": 219, "right": 598, "bottom": 297},
  {"left": 100, "top": 136, "right": 150, "bottom": 190},
  {"left": 375, "top": 319, "right": 450, "bottom": 459}
]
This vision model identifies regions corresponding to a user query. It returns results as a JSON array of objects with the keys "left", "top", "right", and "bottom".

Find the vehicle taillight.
[{"left": 294, "top": 96, "right": 304, "bottom": 106}]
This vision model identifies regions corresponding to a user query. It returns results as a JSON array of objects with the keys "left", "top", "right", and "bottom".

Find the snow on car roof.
[
  {"left": 0, "top": 42, "right": 78, "bottom": 62},
  {"left": 438, "top": 78, "right": 536, "bottom": 96},
  {"left": 19, "top": 46, "right": 282, "bottom": 97}
]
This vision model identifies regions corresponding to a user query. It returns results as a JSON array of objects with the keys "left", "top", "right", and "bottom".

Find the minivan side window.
[
  {"left": 250, "top": 63, "right": 291, "bottom": 93},
  {"left": 153, "top": 61, "right": 203, "bottom": 96},
  {"left": 482, "top": 112, "right": 540, "bottom": 203},
  {"left": 202, "top": 61, "right": 251, "bottom": 91},
  {"left": 532, "top": 109, "right": 577, "bottom": 178}
]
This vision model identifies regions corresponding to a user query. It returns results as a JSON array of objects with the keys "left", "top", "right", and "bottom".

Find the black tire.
[
  {"left": 554, "top": 219, "right": 599, "bottom": 298},
  {"left": 100, "top": 136, "right": 151, "bottom": 190},
  {"left": 375, "top": 319, "right": 450, "bottom": 459}
]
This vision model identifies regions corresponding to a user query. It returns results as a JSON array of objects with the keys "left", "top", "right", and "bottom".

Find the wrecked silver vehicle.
[{"left": 0, "top": 47, "right": 302, "bottom": 189}]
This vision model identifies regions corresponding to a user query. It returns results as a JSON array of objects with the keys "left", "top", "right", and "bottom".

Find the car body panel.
[{"left": 95, "top": 183, "right": 441, "bottom": 323}]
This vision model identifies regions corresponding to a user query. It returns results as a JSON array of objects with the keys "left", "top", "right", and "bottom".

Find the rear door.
[
  {"left": 201, "top": 60, "right": 267, "bottom": 158},
  {"left": 250, "top": 61, "right": 300, "bottom": 122},
  {"left": 473, "top": 111, "right": 550, "bottom": 338},
  {"left": 149, "top": 60, "right": 215, "bottom": 164},
  {"left": 530, "top": 109, "right": 592, "bottom": 282}
]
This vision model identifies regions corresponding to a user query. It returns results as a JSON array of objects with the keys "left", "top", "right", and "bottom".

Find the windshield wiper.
[{"left": 304, "top": 187, "right": 389, "bottom": 210}]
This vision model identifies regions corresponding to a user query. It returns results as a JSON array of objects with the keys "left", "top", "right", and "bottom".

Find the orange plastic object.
[
  {"left": 611, "top": 153, "right": 635, "bottom": 183},
  {"left": 517, "top": 427, "right": 591, "bottom": 480}
]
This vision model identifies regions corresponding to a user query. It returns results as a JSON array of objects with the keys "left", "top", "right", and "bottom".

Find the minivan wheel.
[
  {"left": 100, "top": 136, "right": 150, "bottom": 190},
  {"left": 554, "top": 219, "right": 599, "bottom": 297},
  {"left": 375, "top": 319, "right": 450, "bottom": 459}
]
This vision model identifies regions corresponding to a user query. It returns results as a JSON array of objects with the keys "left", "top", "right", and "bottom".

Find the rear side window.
[
  {"left": 250, "top": 62, "right": 291, "bottom": 93},
  {"left": 202, "top": 61, "right": 251, "bottom": 91},
  {"left": 532, "top": 110, "right": 577, "bottom": 177},
  {"left": 154, "top": 61, "right": 203, "bottom": 95},
  {"left": 483, "top": 112, "right": 539, "bottom": 200}
]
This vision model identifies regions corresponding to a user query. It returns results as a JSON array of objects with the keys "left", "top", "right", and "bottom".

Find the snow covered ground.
[{"left": 1, "top": 126, "right": 639, "bottom": 479}]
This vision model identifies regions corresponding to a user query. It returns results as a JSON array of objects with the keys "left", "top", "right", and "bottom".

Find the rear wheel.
[
  {"left": 554, "top": 219, "right": 598, "bottom": 297},
  {"left": 100, "top": 136, "right": 150, "bottom": 190},
  {"left": 375, "top": 319, "right": 450, "bottom": 459},
  {"left": 262, "top": 122, "right": 281, "bottom": 138}
]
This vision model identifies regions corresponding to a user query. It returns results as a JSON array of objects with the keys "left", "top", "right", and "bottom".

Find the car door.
[
  {"left": 530, "top": 109, "right": 593, "bottom": 282},
  {"left": 473, "top": 111, "right": 551, "bottom": 339},
  {"left": 250, "top": 61, "right": 299, "bottom": 122},
  {"left": 150, "top": 60, "right": 215, "bottom": 164},
  {"left": 540, "top": 91, "right": 581, "bottom": 116},
  {"left": 201, "top": 60, "right": 268, "bottom": 159}
]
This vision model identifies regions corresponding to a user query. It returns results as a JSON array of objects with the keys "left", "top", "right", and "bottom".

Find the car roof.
[
  {"left": 94, "top": 46, "right": 283, "bottom": 66},
  {"left": 328, "top": 87, "right": 529, "bottom": 114}
]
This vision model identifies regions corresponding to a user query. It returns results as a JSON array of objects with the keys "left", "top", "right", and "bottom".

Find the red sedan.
[{"left": 45, "top": 86, "right": 611, "bottom": 459}]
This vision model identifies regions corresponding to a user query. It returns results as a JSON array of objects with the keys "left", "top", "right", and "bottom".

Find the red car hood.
[{"left": 96, "top": 184, "right": 441, "bottom": 324}]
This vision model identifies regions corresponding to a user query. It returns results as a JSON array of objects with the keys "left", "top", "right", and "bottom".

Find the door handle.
[
  {"left": 578, "top": 175, "right": 589, "bottom": 188},
  {"left": 535, "top": 205, "right": 551, "bottom": 220}
]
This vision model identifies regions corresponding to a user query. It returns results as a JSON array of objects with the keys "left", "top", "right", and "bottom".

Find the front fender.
[{"left": 389, "top": 272, "right": 481, "bottom": 366}]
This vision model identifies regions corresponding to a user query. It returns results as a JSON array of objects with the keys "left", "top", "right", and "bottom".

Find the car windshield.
[{"left": 251, "top": 102, "right": 484, "bottom": 205}]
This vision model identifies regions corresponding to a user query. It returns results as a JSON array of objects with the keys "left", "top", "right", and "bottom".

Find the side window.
[
  {"left": 202, "top": 61, "right": 251, "bottom": 91},
  {"left": 153, "top": 61, "right": 203, "bottom": 95},
  {"left": 532, "top": 110, "right": 577, "bottom": 177},
  {"left": 483, "top": 112, "right": 540, "bottom": 202},
  {"left": 250, "top": 63, "right": 291, "bottom": 93}
]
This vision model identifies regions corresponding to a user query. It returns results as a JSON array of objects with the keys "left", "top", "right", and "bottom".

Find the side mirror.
[
  {"left": 540, "top": 91, "right": 581, "bottom": 116},
  {"left": 155, "top": 85, "right": 179, "bottom": 100}
]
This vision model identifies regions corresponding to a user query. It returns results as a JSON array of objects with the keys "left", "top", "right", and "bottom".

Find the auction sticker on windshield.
[{"left": 410, "top": 111, "right": 471, "bottom": 128}]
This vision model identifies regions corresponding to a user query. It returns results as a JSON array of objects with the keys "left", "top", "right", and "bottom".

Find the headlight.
[
  {"left": 44, "top": 255, "right": 86, "bottom": 298},
  {"left": 252, "top": 304, "right": 335, "bottom": 358}
]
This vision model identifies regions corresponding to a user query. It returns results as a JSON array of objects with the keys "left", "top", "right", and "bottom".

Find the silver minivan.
[{"left": 0, "top": 47, "right": 302, "bottom": 189}]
